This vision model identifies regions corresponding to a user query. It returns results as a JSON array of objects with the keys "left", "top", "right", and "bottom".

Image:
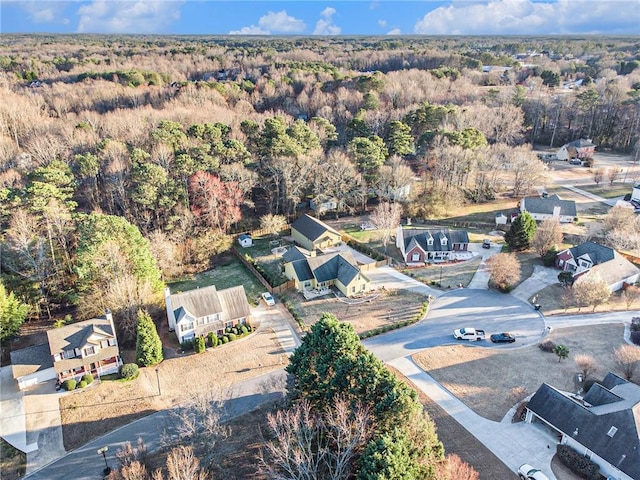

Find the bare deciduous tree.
[
  {"left": 260, "top": 397, "right": 372, "bottom": 480},
  {"left": 607, "top": 167, "right": 620, "bottom": 185},
  {"left": 622, "top": 285, "right": 640, "bottom": 310},
  {"left": 487, "top": 253, "right": 521, "bottom": 292},
  {"left": 593, "top": 167, "right": 605, "bottom": 184},
  {"left": 531, "top": 218, "right": 563, "bottom": 257},
  {"left": 435, "top": 454, "right": 479, "bottom": 480},
  {"left": 165, "top": 446, "right": 209, "bottom": 480},
  {"left": 260, "top": 213, "right": 288, "bottom": 238},
  {"left": 613, "top": 344, "right": 640, "bottom": 380},
  {"left": 370, "top": 201, "right": 403, "bottom": 253},
  {"left": 574, "top": 354, "right": 597, "bottom": 380},
  {"left": 572, "top": 273, "right": 611, "bottom": 312}
]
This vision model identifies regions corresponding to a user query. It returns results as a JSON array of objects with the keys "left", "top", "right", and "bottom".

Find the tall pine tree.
[
  {"left": 135, "top": 309, "right": 163, "bottom": 367},
  {"left": 505, "top": 211, "right": 537, "bottom": 251}
]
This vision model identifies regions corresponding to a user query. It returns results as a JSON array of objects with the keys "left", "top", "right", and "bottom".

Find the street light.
[
  {"left": 155, "top": 368, "right": 161, "bottom": 396},
  {"left": 96, "top": 446, "right": 110, "bottom": 475}
]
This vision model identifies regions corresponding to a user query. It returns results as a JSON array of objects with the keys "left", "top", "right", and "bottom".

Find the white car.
[
  {"left": 261, "top": 292, "right": 275, "bottom": 306},
  {"left": 453, "top": 327, "right": 486, "bottom": 341},
  {"left": 518, "top": 464, "right": 549, "bottom": 480}
]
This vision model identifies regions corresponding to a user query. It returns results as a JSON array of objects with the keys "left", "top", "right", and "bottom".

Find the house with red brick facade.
[{"left": 395, "top": 227, "right": 469, "bottom": 266}]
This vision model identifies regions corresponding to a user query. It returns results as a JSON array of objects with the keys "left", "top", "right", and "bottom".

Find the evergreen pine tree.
[
  {"left": 135, "top": 309, "right": 163, "bottom": 367},
  {"left": 505, "top": 211, "right": 537, "bottom": 251}
]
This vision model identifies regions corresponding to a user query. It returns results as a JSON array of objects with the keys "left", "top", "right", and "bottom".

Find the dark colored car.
[
  {"left": 490, "top": 332, "right": 516, "bottom": 343},
  {"left": 482, "top": 239, "right": 491, "bottom": 249}
]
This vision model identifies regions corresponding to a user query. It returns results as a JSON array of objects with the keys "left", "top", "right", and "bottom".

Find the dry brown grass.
[
  {"left": 60, "top": 327, "right": 288, "bottom": 451},
  {"left": 413, "top": 324, "right": 628, "bottom": 421}
]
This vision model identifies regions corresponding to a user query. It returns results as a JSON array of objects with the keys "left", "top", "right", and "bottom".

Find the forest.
[{"left": 1, "top": 34, "right": 639, "bottom": 343}]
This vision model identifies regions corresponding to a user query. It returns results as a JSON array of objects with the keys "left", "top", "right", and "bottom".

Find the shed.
[{"left": 238, "top": 234, "right": 253, "bottom": 248}]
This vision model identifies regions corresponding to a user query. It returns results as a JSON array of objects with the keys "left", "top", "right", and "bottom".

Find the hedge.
[
  {"left": 63, "top": 379, "right": 76, "bottom": 391},
  {"left": 208, "top": 332, "right": 218, "bottom": 347},
  {"left": 81, "top": 374, "right": 94, "bottom": 385},
  {"left": 359, "top": 301, "right": 429, "bottom": 339},
  {"left": 78, "top": 380, "right": 87, "bottom": 388},
  {"left": 194, "top": 336, "right": 206, "bottom": 353},
  {"left": 557, "top": 444, "right": 600, "bottom": 480}
]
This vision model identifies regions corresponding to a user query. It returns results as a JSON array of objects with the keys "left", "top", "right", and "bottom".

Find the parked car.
[
  {"left": 261, "top": 292, "right": 276, "bottom": 306},
  {"left": 453, "top": 328, "right": 485, "bottom": 341},
  {"left": 490, "top": 332, "right": 516, "bottom": 343},
  {"left": 518, "top": 464, "right": 549, "bottom": 480},
  {"left": 569, "top": 158, "right": 582, "bottom": 165},
  {"left": 482, "top": 239, "right": 491, "bottom": 249}
]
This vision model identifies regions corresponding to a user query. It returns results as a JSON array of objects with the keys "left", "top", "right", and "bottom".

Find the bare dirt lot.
[
  {"left": 413, "top": 323, "right": 629, "bottom": 422},
  {"left": 60, "top": 326, "right": 288, "bottom": 451}
]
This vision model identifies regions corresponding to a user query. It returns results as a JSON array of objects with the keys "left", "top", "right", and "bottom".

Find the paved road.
[{"left": 364, "top": 288, "right": 544, "bottom": 363}]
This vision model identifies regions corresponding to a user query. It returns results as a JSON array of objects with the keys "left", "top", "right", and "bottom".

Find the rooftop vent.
[{"left": 607, "top": 426, "right": 618, "bottom": 438}]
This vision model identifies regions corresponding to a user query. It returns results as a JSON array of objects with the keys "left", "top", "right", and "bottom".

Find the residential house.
[
  {"left": 165, "top": 285, "right": 251, "bottom": 344},
  {"left": 556, "top": 139, "right": 596, "bottom": 160},
  {"left": 396, "top": 227, "right": 469, "bottom": 265},
  {"left": 555, "top": 241, "right": 640, "bottom": 291},
  {"left": 238, "top": 233, "right": 253, "bottom": 248},
  {"left": 525, "top": 373, "right": 640, "bottom": 480},
  {"left": 290, "top": 214, "right": 342, "bottom": 251},
  {"left": 520, "top": 194, "right": 577, "bottom": 223},
  {"left": 309, "top": 197, "right": 342, "bottom": 215},
  {"left": 11, "top": 344, "right": 56, "bottom": 390},
  {"left": 282, "top": 246, "right": 370, "bottom": 297},
  {"left": 48, "top": 311, "right": 121, "bottom": 384}
]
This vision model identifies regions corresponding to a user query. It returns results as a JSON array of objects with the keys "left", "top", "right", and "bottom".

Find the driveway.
[
  {"left": 467, "top": 242, "right": 502, "bottom": 289},
  {"left": 366, "top": 265, "right": 440, "bottom": 298},
  {"left": 0, "top": 367, "right": 37, "bottom": 454},
  {"left": 510, "top": 265, "right": 560, "bottom": 303}
]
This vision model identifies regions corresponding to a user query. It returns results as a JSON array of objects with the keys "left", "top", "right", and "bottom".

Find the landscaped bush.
[
  {"left": 181, "top": 339, "right": 193, "bottom": 351},
  {"left": 631, "top": 331, "right": 640, "bottom": 346},
  {"left": 78, "top": 380, "right": 87, "bottom": 388},
  {"left": 631, "top": 317, "right": 640, "bottom": 332},
  {"left": 245, "top": 324, "right": 252, "bottom": 332},
  {"left": 539, "top": 340, "right": 556, "bottom": 352},
  {"left": 119, "top": 363, "right": 139, "bottom": 380},
  {"left": 542, "top": 247, "right": 558, "bottom": 267},
  {"left": 221, "top": 335, "right": 229, "bottom": 344},
  {"left": 231, "top": 327, "right": 239, "bottom": 335},
  {"left": 228, "top": 333, "right": 237, "bottom": 341},
  {"left": 81, "top": 374, "right": 93, "bottom": 385},
  {"left": 208, "top": 332, "right": 218, "bottom": 347},
  {"left": 240, "top": 325, "right": 248, "bottom": 334},
  {"left": 63, "top": 379, "right": 76, "bottom": 391},
  {"left": 557, "top": 444, "right": 600, "bottom": 480},
  {"left": 194, "top": 336, "right": 205, "bottom": 353}
]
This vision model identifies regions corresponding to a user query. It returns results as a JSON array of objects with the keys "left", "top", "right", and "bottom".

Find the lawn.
[
  {"left": 239, "top": 236, "right": 289, "bottom": 287},
  {"left": 532, "top": 283, "right": 640, "bottom": 316},
  {"left": 413, "top": 323, "right": 629, "bottom": 422},
  {"left": 403, "top": 256, "right": 482, "bottom": 289},
  {"left": 573, "top": 183, "right": 631, "bottom": 199},
  {"left": 168, "top": 254, "right": 264, "bottom": 304}
]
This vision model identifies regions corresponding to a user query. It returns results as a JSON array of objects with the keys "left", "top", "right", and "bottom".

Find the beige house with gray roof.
[{"left": 165, "top": 285, "right": 251, "bottom": 344}]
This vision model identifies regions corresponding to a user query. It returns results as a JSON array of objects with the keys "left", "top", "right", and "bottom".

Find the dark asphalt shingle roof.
[
  {"left": 527, "top": 378, "right": 640, "bottom": 480},
  {"left": 522, "top": 194, "right": 577, "bottom": 217},
  {"left": 282, "top": 246, "right": 308, "bottom": 263},
  {"left": 568, "top": 241, "right": 615, "bottom": 265},
  {"left": 402, "top": 228, "right": 469, "bottom": 253},
  {"left": 566, "top": 138, "right": 596, "bottom": 148},
  {"left": 291, "top": 214, "right": 340, "bottom": 242},
  {"left": 46, "top": 317, "right": 115, "bottom": 355},
  {"left": 10, "top": 343, "right": 54, "bottom": 378},
  {"left": 170, "top": 285, "right": 249, "bottom": 324}
]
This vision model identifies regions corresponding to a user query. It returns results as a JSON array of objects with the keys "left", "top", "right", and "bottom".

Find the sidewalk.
[
  {"left": 560, "top": 184, "right": 619, "bottom": 207},
  {"left": 390, "top": 357, "right": 559, "bottom": 480}
]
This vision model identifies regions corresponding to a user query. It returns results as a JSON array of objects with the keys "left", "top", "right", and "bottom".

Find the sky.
[{"left": 1, "top": 0, "right": 639, "bottom": 35}]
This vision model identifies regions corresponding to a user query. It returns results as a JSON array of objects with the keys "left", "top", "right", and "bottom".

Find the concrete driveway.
[
  {"left": 366, "top": 265, "right": 440, "bottom": 298},
  {"left": 0, "top": 367, "right": 37, "bottom": 454},
  {"left": 510, "top": 265, "right": 560, "bottom": 303}
]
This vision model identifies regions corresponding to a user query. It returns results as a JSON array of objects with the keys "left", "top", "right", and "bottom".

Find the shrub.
[
  {"left": 631, "top": 331, "right": 640, "bottom": 346},
  {"left": 119, "top": 363, "right": 139, "bottom": 380},
  {"left": 231, "top": 327, "right": 239, "bottom": 335},
  {"left": 240, "top": 325, "right": 248, "bottom": 334},
  {"left": 246, "top": 324, "right": 252, "bottom": 332},
  {"left": 557, "top": 444, "right": 600, "bottom": 480},
  {"left": 181, "top": 339, "right": 194, "bottom": 351},
  {"left": 63, "top": 379, "right": 76, "bottom": 391},
  {"left": 78, "top": 380, "right": 87, "bottom": 388},
  {"left": 539, "top": 340, "right": 556, "bottom": 352},
  {"left": 208, "top": 332, "right": 218, "bottom": 347},
  {"left": 228, "top": 333, "right": 237, "bottom": 341},
  {"left": 194, "top": 336, "right": 206, "bottom": 353},
  {"left": 221, "top": 335, "right": 229, "bottom": 344},
  {"left": 631, "top": 317, "right": 640, "bottom": 332},
  {"left": 81, "top": 374, "right": 94, "bottom": 385}
]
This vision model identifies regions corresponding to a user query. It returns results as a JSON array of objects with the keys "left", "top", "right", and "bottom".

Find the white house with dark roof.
[
  {"left": 282, "top": 246, "right": 370, "bottom": 297},
  {"left": 520, "top": 194, "right": 577, "bottom": 223},
  {"left": 290, "top": 214, "right": 342, "bottom": 251},
  {"left": 556, "top": 138, "right": 596, "bottom": 160},
  {"left": 165, "top": 285, "right": 251, "bottom": 344},
  {"left": 395, "top": 227, "right": 469, "bottom": 265},
  {"left": 525, "top": 373, "right": 640, "bottom": 480},
  {"left": 555, "top": 241, "right": 640, "bottom": 292}
]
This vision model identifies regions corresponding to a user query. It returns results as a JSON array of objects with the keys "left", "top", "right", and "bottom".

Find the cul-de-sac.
[{"left": 1, "top": 30, "right": 640, "bottom": 480}]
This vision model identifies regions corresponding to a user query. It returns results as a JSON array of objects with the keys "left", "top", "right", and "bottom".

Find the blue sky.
[{"left": 1, "top": 0, "right": 639, "bottom": 35}]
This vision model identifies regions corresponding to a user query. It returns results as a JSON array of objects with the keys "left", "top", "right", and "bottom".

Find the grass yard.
[
  {"left": 413, "top": 324, "right": 628, "bottom": 422},
  {"left": 283, "top": 289, "right": 427, "bottom": 334},
  {"left": 435, "top": 196, "right": 518, "bottom": 225},
  {"left": 0, "top": 438, "right": 26, "bottom": 480},
  {"left": 573, "top": 183, "right": 631, "bottom": 199},
  {"left": 532, "top": 283, "right": 640, "bottom": 316},
  {"left": 168, "top": 254, "right": 264, "bottom": 305},
  {"left": 240, "top": 237, "right": 289, "bottom": 287},
  {"left": 403, "top": 256, "right": 482, "bottom": 289}
]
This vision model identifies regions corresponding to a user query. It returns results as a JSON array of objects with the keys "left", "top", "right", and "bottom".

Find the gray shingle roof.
[
  {"left": 10, "top": 343, "right": 54, "bottom": 379},
  {"left": 566, "top": 138, "right": 596, "bottom": 148},
  {"left": 402, "top": 228, "right": 469, "bottom": 253},
  {"left": 285, "top": 249, "right": 362, "bottom": 287},
  {"left": 171, "top": 284, "right": 250, "bottom": 324},
  {"left": 569, "top": 241, "right": 614, "bottom": 265},
  {"left": 527, "top": 378, "right": 640, "bottom": 480},
  {"left": 291, "top": 214, "right": 340, "bottom": 242},
  {"left": 282, "top": 246, "right": 308, "bottom": 263},
  {"left": 291, "top": 260, "right": 314, "bottom": 281},
  {"left": 522, "top": 194, "right": 577, "bottom": 217},
  {"left": 46, "top": 317, "right": 115, "bottom": 356}
]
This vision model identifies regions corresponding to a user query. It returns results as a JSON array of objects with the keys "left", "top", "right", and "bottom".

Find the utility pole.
[{"left": 155, "top": 368, "right": 161, "bottom": 396}]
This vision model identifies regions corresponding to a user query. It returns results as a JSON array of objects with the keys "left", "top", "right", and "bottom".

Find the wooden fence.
[{"left": 232, "top": 247, "right": 295, "bottom": 294}]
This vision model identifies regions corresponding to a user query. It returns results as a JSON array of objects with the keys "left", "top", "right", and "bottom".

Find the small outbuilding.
[{"left": 238, "top": 234, "right": 253, "bottom": 248}]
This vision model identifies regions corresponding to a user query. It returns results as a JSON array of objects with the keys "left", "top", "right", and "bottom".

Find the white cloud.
[
  {"left": 414, "top": 0, "right": 640, "bottom": 35},
  {"left": 230, "top": 9, "right": 305, "bottom": 35},
  {"left": 387, "top": 28, "right": 401, "bottom": 35},
  {"left": 313, "top": 6, "right": 341, "bottom": 35},
  {"left": 377, "top": 19, "right": 387, "bottom": 28},
  {"left": 77, "top": 0, "right": 182, "bottom": 33},
  {"left": 19, "top": 1, "right": 70, "bottom": 24}
]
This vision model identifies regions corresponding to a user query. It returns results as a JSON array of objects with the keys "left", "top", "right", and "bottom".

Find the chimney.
[
  {"left": 553, "top": 205, "right": 561, "bottom": 219},
  {"left": 165, "top": 287, "right": 176, "bottom": 332},
  {"left": 106, "top": 309, "right": 119, "bottom": 348}
]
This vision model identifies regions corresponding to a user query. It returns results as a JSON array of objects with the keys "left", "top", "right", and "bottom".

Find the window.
[
  {"left": 411, "top": 252, "right": 420, "bottom": 262},
  {"left": 225, "top": 321, "right": 233, "bottom": 329},
  {"left": 100, "top": 340, "right": 109, "bottom": 348},
  {"left": 108, "top": 338, "right": 116, "bottom": 347},
  {"left": 427, "top": 238, "right": 433, "bottom": 246},
  {"left": 180, "top": 322, "right": 194, "bottom": 332},
  {"left": 441, "top": 237, "right": 448, "bottom": 245},
  {"left": 84, "top": 346, "right": 95, "bottom": 356},
  {"left": 63, "top": 349, "right": 76, "bottom": 359}
]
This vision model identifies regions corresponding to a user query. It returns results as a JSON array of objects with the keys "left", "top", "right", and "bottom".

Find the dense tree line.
[{"left": 1, "top": 35, "right": 638, "bottom": 334}]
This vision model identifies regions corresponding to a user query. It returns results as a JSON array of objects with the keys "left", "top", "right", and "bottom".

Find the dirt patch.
[
  {"left": 535, "top": 283, "right": 640, "bottom": 316},
  {"left": 413, "top": 324, "right": 628, "bottom": 421},
  {"left": 287, "top": 289, "right": 426, "bottom": 334},
  {"left": 0, "top": 438, "right": 26, "bottom": 480},
  {"left": 403, "top": 256, "right": 482, "bottom": 289},
  {"left": 60, "top": 328, "right": 288, "bottom": 451}
]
